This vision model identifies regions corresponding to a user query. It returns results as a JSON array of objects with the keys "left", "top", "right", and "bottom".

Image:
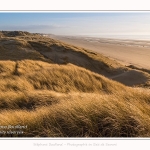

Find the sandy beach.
[{"left": 50, "top": 35, "right": 150, "bottom": 70}]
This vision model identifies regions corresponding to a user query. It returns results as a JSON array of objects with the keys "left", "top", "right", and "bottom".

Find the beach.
[{"left": 50, "top": 35, "right": 150, "bottom": 70}]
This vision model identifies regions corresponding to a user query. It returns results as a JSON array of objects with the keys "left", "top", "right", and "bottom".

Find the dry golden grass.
[
  {"left": 0, "top": 37, "right": 50, "bottom": 62},
  {"left": 0, "top": 59, "right": 150, "bottom": 137},
  {"left": 0, "top": 60, "right": 126, "bottom": 93},
  {"left": 0, "top": 31, "right": 150, "bottom": 137},
  {"left": 0, "top": 89, "right": 150, "bottom": 137}
]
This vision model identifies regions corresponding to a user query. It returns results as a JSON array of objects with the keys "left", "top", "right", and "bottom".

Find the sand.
[
  {"left": 50, "top": 35, "right": 150, "bottom": 70},
  {"left": 111, "top": 70, "right": 150, "bottom": 86}
]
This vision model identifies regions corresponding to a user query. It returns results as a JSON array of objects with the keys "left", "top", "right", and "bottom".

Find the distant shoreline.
[{"left": 47, "top": 34, "right": 150, "bottom": 41}]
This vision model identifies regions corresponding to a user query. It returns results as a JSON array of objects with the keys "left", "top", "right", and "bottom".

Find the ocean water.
[{"left": 84, "top": 35, "right": 150, "bottom": 41}]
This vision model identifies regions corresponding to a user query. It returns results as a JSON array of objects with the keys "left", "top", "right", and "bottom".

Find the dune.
[
  {"left": 50, "top": 35, "right": 150, "bottom": 70},
  {"left": 111, "top": 70, "right": 150, "bottom": 86},
  {"left": 0, "top": 31, "right": 150, "bottom": 137}
]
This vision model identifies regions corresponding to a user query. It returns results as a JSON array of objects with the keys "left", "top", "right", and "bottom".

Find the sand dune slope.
[
  {"left": 51, "top": 35, "right": 150, "bottom": 70},
  {"left": 111, "top": 70, "right": 150, "bottom": 86}
]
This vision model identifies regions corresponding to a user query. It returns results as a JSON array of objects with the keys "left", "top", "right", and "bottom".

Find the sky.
[{"left": 1, "top": 12, "right": 150, "bottom": 38}]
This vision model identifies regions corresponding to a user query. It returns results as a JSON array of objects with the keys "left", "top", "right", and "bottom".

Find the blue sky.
[{"left": 1, "top": 12, "right": 150, "bottom": 37}]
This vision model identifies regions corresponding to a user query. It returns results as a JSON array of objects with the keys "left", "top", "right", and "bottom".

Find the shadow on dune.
[
  {"left": 28, "top": 41, "right": 126, "bottom": 77},
  {"left": 2, "top": 36, "right": 148, "bottom": 87}
]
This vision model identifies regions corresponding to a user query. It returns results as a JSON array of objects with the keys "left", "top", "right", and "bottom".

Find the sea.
[{"left": 83, "top": 35, "right": 150, "bottom": 41}]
